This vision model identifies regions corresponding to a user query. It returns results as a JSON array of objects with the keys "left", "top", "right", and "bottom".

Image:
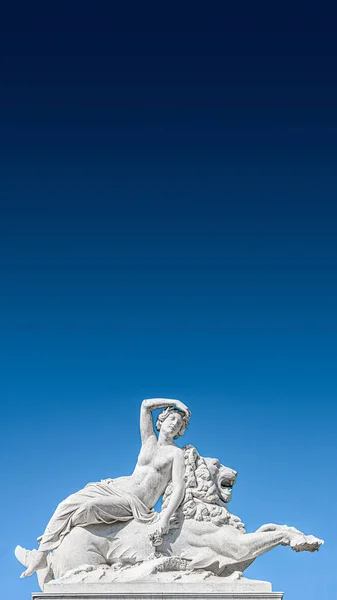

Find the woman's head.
[{"left": 156, "top": 407, "right": 189, "bottom": 439}]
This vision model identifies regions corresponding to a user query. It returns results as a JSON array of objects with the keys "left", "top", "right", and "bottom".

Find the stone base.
[
  {"left": 33, "top": 584, "right": 283, "bottom": 600},
  {"left": 33, "top": 574, "right": 283, "bottom": 599},
  {"left": 33, "top": 596, "right": 283, "bottom": 600}
]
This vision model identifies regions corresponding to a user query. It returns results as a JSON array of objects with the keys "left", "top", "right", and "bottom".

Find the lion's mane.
[{"left": 162, "top": 445, "right": 231, "bottom": 527}]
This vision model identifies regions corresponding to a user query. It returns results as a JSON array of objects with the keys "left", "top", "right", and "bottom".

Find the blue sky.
[{"left": 0, "top": 4, "right": 336, "bottom": 599}]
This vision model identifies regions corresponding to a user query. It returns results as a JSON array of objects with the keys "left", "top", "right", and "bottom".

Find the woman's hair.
[{"left": 156, "top": 406, "right": 189, "bottom": 439}]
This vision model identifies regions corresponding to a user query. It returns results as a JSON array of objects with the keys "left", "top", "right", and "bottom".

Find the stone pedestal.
[
  {"left": 32, "top": 591, "right": 283, "bottom": 600},
  {"left": 32, "top": 580, "right": 284, "bottom": 600},
  {"left": 33, "top": 595, "right": 284, "bottom": 600}
]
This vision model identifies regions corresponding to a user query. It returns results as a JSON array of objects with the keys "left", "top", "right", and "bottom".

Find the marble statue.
[{"left": 15, "top": 398, "right": 323, "bottom": 593}]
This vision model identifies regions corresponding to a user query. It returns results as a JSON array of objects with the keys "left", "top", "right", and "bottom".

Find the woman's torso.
[{"left": 113, "top": 437, "right": 179, "bottom": 508}]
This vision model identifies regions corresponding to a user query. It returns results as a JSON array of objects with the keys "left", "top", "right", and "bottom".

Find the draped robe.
[{"left": 37, "top": 479, "right": 157, "bottom": 552}]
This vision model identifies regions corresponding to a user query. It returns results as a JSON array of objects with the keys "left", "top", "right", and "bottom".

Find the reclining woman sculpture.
[{"left": 17, "top": 398, "right": 190, "bottom": 578}]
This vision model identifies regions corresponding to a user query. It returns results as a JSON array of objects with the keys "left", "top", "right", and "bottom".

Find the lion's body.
[
  {"left": 51, "top": 515, "right": 254, "bottom": 581},
  {"left": 19, "top": 445, "right": 321, "bottom": 589}
]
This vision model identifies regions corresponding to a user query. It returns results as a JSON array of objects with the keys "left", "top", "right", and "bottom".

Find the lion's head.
[
  {"left": 203, "top": 457, "right": 237, "bottom": 505},
  {"left": 162, "top": 445, "right": 244, "bottom": 531}
]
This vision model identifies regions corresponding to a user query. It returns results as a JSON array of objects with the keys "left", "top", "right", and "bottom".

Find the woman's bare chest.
[{"left": 137, "top": 444, "right": 173, "bottom": 472}]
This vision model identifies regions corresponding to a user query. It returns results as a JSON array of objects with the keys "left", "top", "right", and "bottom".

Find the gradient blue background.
[{"left": 1, "top": 4, "right": 336, "bottom": 599}]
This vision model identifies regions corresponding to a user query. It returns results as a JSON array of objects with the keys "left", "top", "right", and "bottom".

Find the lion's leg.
[
  {"left": 255, "top": 523, "right": 290, "bottom": 534},
  {"left": 254, "top": 524, "right": 323, "bottom": 552},
  {"left": 226, "top": 530, "right": 287, "bottom": 563},
  {"left": 50, "top": 524, "right": 113, "bottom": 581}
]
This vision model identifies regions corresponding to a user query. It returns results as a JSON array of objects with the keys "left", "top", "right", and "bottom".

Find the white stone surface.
[
  {"left": 45, "top": 581, "right": 273, "bottom": 594},
  {"left": 44, "top": 570, "right": 273, "bottom": 593},
  {"left": 33, "top": 592, "right": 283, "bottom": 600}
]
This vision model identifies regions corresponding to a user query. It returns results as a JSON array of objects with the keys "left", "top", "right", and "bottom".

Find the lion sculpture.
[{"left": 18, "top": 445, "right": 323, "bottom": 590}]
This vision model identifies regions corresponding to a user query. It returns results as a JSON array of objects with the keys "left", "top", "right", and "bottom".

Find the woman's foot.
[
  {"left": 15, "top": 547, "right": 48, "bottom": 577},
  {"left": 15, "top": 545, "right": 31, "bottom": 567}
]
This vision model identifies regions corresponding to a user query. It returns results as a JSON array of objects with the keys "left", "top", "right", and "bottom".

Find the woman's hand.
[
  {"left": 173, "top": 400, "right": 191, "bottom": 419},
  {"left": 159, "top": 513, "right": 170, "bottom": 535}
]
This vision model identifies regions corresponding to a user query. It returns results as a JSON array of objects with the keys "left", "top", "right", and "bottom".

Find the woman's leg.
[
  {"left": 20, "top": 487, "right": 97, "bottom": 577},
  {"left": 20, "top": 487, "right": 133, "bottom": 577},
  {"left": 69, "top": 495, "right": 133, "bottom": 528}
]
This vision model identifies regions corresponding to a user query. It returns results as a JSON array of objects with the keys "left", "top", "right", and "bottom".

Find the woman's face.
[{"left": 160, "top": 411, "right": 183, "bottom": 438}]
